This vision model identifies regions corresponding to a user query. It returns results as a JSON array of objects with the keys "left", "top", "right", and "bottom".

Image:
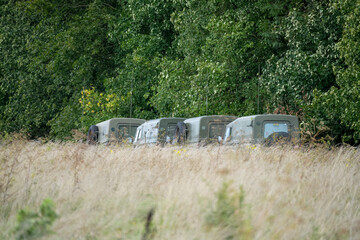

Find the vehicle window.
[
  {"left": 129, "top": 126, "right": 138, "bottom": 137},
  {"left": 166, "top": 123, "right": 177, "bottom": 137},
  {"left": 264, "top": 122, "right": 288, "bottom": 138},
  {"left": 118, "top": 124, "right": 140, "bottom": 138},
  {"left": 209, "top": 123, "right": 227, "bottom": 138},
  {"left": 118, "top": 125, "right": 129, "bottom": 138}
]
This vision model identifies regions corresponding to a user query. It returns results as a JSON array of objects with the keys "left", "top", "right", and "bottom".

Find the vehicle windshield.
[{"left": 263, "top": 122, "right": 288, "bottom": 138}]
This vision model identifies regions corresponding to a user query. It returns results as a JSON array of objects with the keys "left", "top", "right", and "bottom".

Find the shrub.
[
  {"left": 14, "top": 199, "right": 58, "bottom": 240},
  {"left": 205, "top": 182, "right": 253, "bottom": 240}
]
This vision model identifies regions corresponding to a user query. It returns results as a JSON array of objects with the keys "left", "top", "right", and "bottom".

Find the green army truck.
[
  {"left": 87, "top": 118, "right": 146, "bottom": 144},
  {"left": 134, "top": 118, "right": 186, "bottom": 146},
  {"left": 223, "top": 114, "right": 300, "bottom": 145},
  {"left": 174, "top": 115, "right": 238, "bottom": 145}
]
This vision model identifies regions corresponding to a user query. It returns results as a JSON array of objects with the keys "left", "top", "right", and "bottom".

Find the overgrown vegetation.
[
  {"left": 14, "top": 199, "right": 58, "bottom": 240},
  {"left": 0, "top": 0, "right": 359, "bottom": 144},
  {"left": 0, "top": 141, "right": 359, "bottom": 239},
  {"left": 205, "top": 182, "right": 253, "bottom": 239}
]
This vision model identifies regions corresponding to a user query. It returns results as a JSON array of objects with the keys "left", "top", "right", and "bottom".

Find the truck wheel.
[
  {"left": 87, "top": 125, "right": 99, "bottom": 145},
  {"left": 265, "top": 132, "right": 290, "bottom": 146},
  {"left": 174, "top": 122, "right": 187, "bottom": 144}
]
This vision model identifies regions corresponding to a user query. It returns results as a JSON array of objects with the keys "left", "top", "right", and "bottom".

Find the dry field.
[{"left": 0, "top": 139, "right": 359, "bottom": 239}]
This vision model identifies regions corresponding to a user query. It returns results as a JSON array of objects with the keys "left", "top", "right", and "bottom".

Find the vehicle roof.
[
  {"left": 227, "top": 114, "right": 298, "bottom": 127},
  {"left": 138, "top": 117, "right": 187, "bottom": 127},
  {"left": 185, "top": 115, "right": 237, "bottom": 123},
  {"left": 96, "top": 118, "right": 146, "bottom": 126}
]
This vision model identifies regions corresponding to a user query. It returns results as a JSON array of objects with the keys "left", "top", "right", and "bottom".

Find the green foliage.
[
  {"left": 0, "top": 1, "right": 46, "bottom": 136},
  {"left": 104, "top": 0, "right": 177, "bottom": 120},
  {"left": 78, "top": 87, "right": 125, "bottom": 128},
  {"left": 330, "top": 0, "right": 360, "bottom": 143},
  {"left": 0, "top": 0, "right": 359, "bottom": 144},
  {"left": 14, "top": 198, "right": 58, "bottom": 240},
  {"left": 261, "top": 1, "right": 342, "bottom": 112},
  {"left": 205, "top": 182, "right": 253, "bottom": 239},
  {"left": 152, "top": 0, "right": 265, "bottom": 117},
  {"left": 302, "top": 0, "right": 360, "bottom": 144},
  {"left": 47, "top": 96, "right": 83, "bottom": 140},
  {"left": 0, "top": 0, "right": 118, "bottom": 138}
]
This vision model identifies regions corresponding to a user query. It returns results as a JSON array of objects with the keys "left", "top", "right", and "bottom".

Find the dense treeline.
[{"left": 0, "top": 0, "right": 359, "bottom": 144}]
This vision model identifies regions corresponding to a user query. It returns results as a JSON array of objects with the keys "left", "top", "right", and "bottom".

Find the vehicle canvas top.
[
  {"left": 96, "top": 118, "right": 146, "bottom": 143},
  {"left": 184, "top": 115, "right": 238, "bottom": 143},
  {"left": 224, "top": 114, "right": 300, "bottom": 145},
  {"left": 96, "top": 118, "right": 146, "bottom": 127},
  {"left": 134, "top": 117, "right": 186, "bottom": 145}
]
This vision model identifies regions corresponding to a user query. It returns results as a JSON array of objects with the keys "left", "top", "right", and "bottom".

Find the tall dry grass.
[{"left": 0, "top": 139, "right": 359, "bottom": 239}]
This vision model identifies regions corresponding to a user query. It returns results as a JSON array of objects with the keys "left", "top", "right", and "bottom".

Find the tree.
[
  {"left": 152, "top": 0, "right": 301, "bottom": 117},
  {"left": 261, "top": 0, "right": 342, "bottom": 113},
  {"left": 0, "top": 0, "right": 118, "bottom": 138},
  {"left": 105, "top": 0, "right": 177, "bottom": 119},
  {"left": 304, "top": 0, "right": 360, "bottom": 144}
]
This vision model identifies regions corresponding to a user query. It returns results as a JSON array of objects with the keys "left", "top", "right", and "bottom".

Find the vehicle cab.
[
  {"left": 223, "top": 114, "right": 300, "bottom": 145},
  {"left": 134, "top": 118, "right": 186, "bottom": 145}
]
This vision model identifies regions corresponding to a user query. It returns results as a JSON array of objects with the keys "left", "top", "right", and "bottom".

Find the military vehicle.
[
  {"left": 223, "top": 114, "right": 300, "bottom": 145},
  {"left": 134, "top": 118, "right": 186, "bottom": 145},
  {"left": 88, "top": 118, "right": 146, "bottom": 144},
  {"left": 174, "top": 115, "right": 238, "bottom": 145}
]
